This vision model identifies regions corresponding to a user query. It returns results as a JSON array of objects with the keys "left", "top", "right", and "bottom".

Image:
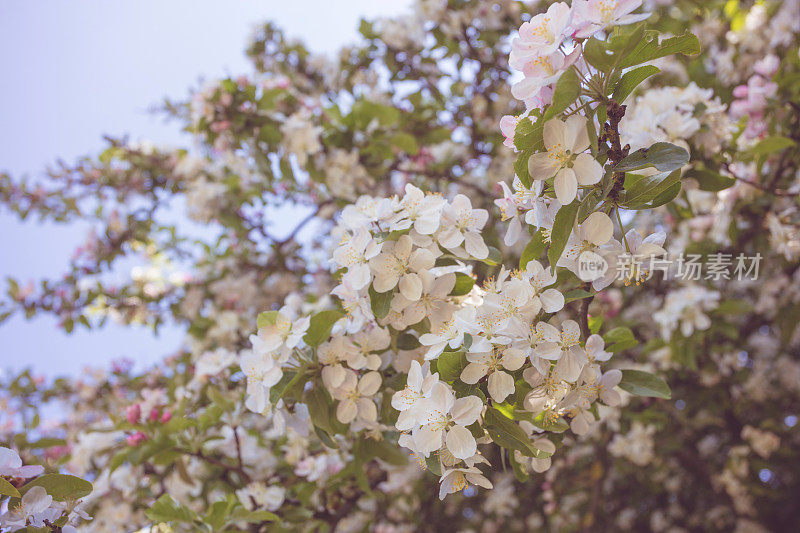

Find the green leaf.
[
  {"left": 146, "top": 494, "right": 198, "bottom": 524},
  {"left": 612, "top": 65, "right": 659, "bottom": 103},
  {"left": 269, "top": 369, "right": 308, "bottom": 403},
  {"left": 390, "top": 132, "right": 419, "bottom": 154},
  {"left": 619, "top": 369, "right": 671, "bottom": 399},
  {"left": 515, "top": 149, "right": 534, "bottom": 188},
  {"left": 686, "top": 168, "right": 735, "bottom": 192},
  {"left": 21, "top": 474, "right": 92, "bottom": 502},
  {"left": 531, "top": 411, "right": 570, "bottom": 433},
  {"left": 513, "top": 111, "right": 544, "bottom": 152},
  {"left": 543, "top": 68, "right": 581, "bottom": 120},
  {"left": 361, "top": 439, "right": 408, "bottom": 466},
  {"left": 450, "top": 273, "right": 475, "bottom": 296},
  {"left": 397, "top": 332, "right": 421, "bottom": 350},
  {"left": 425, "top": 454, "right": 442, "bottom": 476},
  {"left": 614, "top": 142, "right": 689, "bottom": 173},
  {"left": 750, "top": 135, "right": 796, "bottom": 156},
  {"left": 627, "top": 181, "right": 682, "bottom": 210},
  {"left": 0, "top": 477, "right": 20, "bottom": 498},
  {"left": 547, "top": 201, "right": 580, "bottom": 268},
  {"left": 204, "top": 497, "right": 238, "bottom": 530},
  {"left": 369, "top": 284, "right": 392, "bottom": 319},
  {"left": 306, "top": 386, "right": 336, "bottom": 436},
  {"left": 583, "top": 23, "right": 648, "bottom": 73},
  {"left": 520, "top": 230, "right": 546, "bottom": 270},
  {"left": 564, "top": 289, "right": 594, "bottom": 303},
  {"left": 619, "top": 31, "right": 701, "bottom": 68},
  {"left": 622, "top": 170, "right": 681, "bottom": 208},
  {"left": 509, "top": 451, "right": 529, "bottom": 482},
  {"left": 303, "top": 310, "right": 344, "bottom": 347},
  {"left": 603, "top": 326, "right": 639, "bottom": 352},
  {"left": 228, "top": 508, "right": 279, "bottom": 524},
  {"left": 604, "top": 326, "right": 635, "bottom": 343},
  {"left": 484, "top": 407, "right": 538, "bottom": 456},
  {"left": 437, "top": 350, "right": 467, "bottom": 382},
  {"left": 256, "top": 310, "right": 280, "bottom": 329}
]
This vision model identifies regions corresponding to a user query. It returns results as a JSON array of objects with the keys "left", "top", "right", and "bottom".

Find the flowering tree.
[{"left": 2, "top": 0, "right": 799, "bottom": 531}]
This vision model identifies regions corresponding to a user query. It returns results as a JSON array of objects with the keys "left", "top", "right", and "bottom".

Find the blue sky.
[{"left": 0, "top": 0, "right": 411, "bottom": 376}]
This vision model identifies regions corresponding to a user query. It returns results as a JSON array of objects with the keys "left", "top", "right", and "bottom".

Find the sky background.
[{"left": 0, "top": 0, "right": 412, "bottom": 377}]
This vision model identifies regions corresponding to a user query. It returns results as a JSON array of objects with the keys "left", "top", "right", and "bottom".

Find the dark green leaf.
[
  {"left": 437, "top": 350, "right": 467, "bottom": 382},
  {"left": 619, "top": 369, "right": 671, "bottom": 399},
  {"left": 369, "top": 284, "right": 392, "bottom": 319},
  {"left": 520, "top": 230, "right": 546, "bottom": 270},
  {"left": 547, "top": 201, "right": 580, "bottom": 268},
  {"left": 450, "top": 273, "right": 475, "bottom": 296},
  {"left": 543, "top": 68, "right": 581, "bottom": 120},
  {"left": 615, "top": 142, "right": 689, "bottom": 173},
  {"left": 613, "top": 65, "right": 660, "bottom": 103},
  {"left": 303, "top": 310, "right": 344, "bottom": 347},
  {"left": 21, "top": 474, "right": 92, "bottom": 502}
]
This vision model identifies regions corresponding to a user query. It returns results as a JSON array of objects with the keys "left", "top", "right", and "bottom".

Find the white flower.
[
  {"left": 438, "top": 466, "right": 493, "bottom": 500},
  {"left": 557, "top": 211, "right": 615, "bottom": 272},
  {"left": 332, "top": 371, "right": 382, "bottom": 424},
  {"left": 1, "top": 486, "right": 53, "bottom": 529},
  {"left": 528, "top": 116, "right": 603, "bottom": 204},
  {"left": 461, "top": 346, "right": 526, "bottom": 403},
  {"left": 240, "top": 348, "right": 283, "bottom": 414},
  {"left": 256, "top": 311, "right": 310, "bottom": 353},
  {"left": 531, "top": 320, "right": 588, "bottom": 382},
  {"left": 236, "top": 482, "right": 286, "bottom": 512},
  {"left": 438, "top": 194, "right": 490, "bottom": 259},
  {"left": 585, "top": 334, "right": 612, "bottom": 366},
  {"left": 572, "top": 0, "right": 650, "bottom": 39},
  {"left": 495, "top": 178, "right": 547, "bottom": 246},
  {"left": 511, "top": 2, "right": 573, "bottom": 63},
  {"left": 391, "top": 271, "right": 455, "bottom": 327},
  {"left": 392, "top": 360, "right": 440, "bottom": 431},
  {"left": 594, "top": 229, "right": 666, "bottom": 290},
  {"left": 332, "top": 228, "right": 382, "bottom": 290},
  {"left": 413, "top": 383, "right": 483, "bottom": 460},
  {"left": 0, "top": 447, "right": 44, "bottom": 479},
  {"left": 523, "top": 260, "right": 565, "bottom": 314},
  {"left": 370, "top": 235, "right": 436, "bottom": 301},
  {"left": 419, "top": 306, "right": 474, "bottom": 360},
  {"left": 390, "top": 184, "right": 446, "bottom": 235},
  {"left": 511, "top": 48, "right": 581, "bottom": 102}
]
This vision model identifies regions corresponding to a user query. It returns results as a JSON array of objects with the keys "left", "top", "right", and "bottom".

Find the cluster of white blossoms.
[
  {"left": 653, "top": 285, "right": 720, "bottom": 339},
  {"left": 0, "top": 447, "right": 89, "bottom": 532},
  {"left": 508, "top": 0, "right": 648, "bottom": 109},
  {"left": 240, "top": 172, "right": 641, "bottom": 498},
  {"left": 239, "top": 0, "right": 686, "bottom": 501}
]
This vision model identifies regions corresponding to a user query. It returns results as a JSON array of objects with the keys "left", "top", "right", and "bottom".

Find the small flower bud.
[{"left": 126, "top": 404, "right": 141, "bottom": 425}]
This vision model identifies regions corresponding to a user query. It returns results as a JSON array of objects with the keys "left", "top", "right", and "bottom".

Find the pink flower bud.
[
  {"left": 148, "top": 408, "right": 160, "bottom": 422},
  {"left": 126, "top": 431, "right": 147, "bottom": 446},
  {"left": 160, "top": 411, "right": 172, "bottom": 423},
  {"left": 732, "top": 85, "right": 749, "bottom": 98},
  {"left": 126, "top": 404, "right": 141, "bottom": 425}
]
